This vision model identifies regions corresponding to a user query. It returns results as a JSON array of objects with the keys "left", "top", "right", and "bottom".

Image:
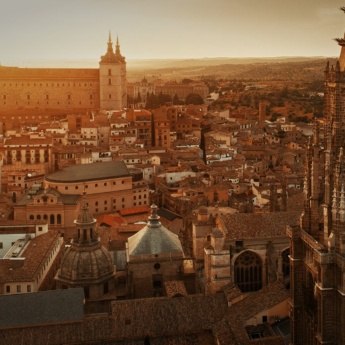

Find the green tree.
[
  {"left": 182, "top": 78, "right": 193, "bottom": 84},
  {"left": 185, "top": 93, "right": 204, "bottom": 105},
  {"left": 157, "top": 92, "right": 171, "bottom": 105}
]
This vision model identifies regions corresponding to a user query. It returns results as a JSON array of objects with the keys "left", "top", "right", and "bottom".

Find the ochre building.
[{"left": 0, "top": 34, "right": 126, "bottom": 116}]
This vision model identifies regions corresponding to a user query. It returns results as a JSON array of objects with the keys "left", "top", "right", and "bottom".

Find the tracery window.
[{"left": 234, "top": 250, "right": 262, "bottom": 292}]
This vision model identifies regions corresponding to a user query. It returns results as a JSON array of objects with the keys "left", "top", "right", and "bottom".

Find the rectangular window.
[
  {"left": 17, "top": 285, "right": 21, "bottom": 293},
  {"left": 108, "top": 94, "right": 111, "bottom": 99},
  {"left": 0, "top": 242, "right": 3, "bottom": 249},
  {"left": 6, "top": 286, "right": 10, "bottom": 293},
  {"left": 235, "top": 240, "right": 243, "bottom": 247},
  {"left": 27, "top": 285, "right": 31, "bottom": 292}
]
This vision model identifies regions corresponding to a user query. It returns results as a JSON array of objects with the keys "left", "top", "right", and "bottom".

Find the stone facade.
[
  {"left": 192, "top": 206, "right": 297, "bottom": 294},
  {"left": 0, "top": 34, "right": 126, "bottom": 114},
  {"left": 13, "top": 161, "right": 150, "bottom": 238},
  {"left": 126, "top": 204, "right": 194, "bottom": 298},
  {"left": 288, "top": 9, "right": 345, "bottom": 344}
]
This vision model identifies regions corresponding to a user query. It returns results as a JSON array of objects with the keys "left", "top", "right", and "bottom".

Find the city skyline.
[{"left": 1, "top": 0, "right": 345, "bottom": 67}]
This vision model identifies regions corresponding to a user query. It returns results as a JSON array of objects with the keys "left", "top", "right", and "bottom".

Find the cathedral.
[
  {"left": 0, "top": 33, "right": 127, "bottom": 113},
  {"left": 288, "top": 7, "right": 345, "bottom": 345}
]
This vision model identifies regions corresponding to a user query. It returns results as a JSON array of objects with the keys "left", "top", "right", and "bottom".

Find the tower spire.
[
  {"left": 107, "top": 31, "right": 114, "bottom": 53},
  {"left": 115, "top": 34, "right": 121, "bottom": 55}
]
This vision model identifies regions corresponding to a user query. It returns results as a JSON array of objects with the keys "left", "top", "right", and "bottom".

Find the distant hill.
[
  {"left": 126, "top": 57, "right": 338, "bottom": 82},
  {"left": 1, "top": 56, "right": 338, "bottom": 83}
]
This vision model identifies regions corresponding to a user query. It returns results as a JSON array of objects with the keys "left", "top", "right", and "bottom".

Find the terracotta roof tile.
[
  {"left": 0, "top": 230, "right": 62, "bottom": 282},
  {"left": 220, "top": 211, "right": 300, "bottom": 239}
]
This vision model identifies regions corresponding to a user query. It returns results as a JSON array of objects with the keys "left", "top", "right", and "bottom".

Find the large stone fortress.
[{"left": 0, "top": 33, "right": 126, "bottom": 113}]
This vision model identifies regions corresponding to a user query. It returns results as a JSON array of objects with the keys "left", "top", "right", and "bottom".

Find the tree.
[
  {"left": 182, "top": 78, "right": 193, "bottom": 84},
  {"left": 173, "top": 93, "right": 182, "bottom": 105},
  {"left": 185, "top": 93, "right": 204, "bottom": 105},
  {"left": 157, "top": 92, "right": 171, "bottom": 105}
]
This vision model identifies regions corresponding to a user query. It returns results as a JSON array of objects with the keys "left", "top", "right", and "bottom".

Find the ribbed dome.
[
  {"left": 75, "top": 206, "right": 95, "bottom": 225},
  {"left": 58, "top": 244, "right": 114, "bottom": 284},
  {"left": 127, "top": 204, "right": 184, "bottom": 256},
  {"left": 56, "top": 192, "right": 114, "bottom": 286},
  {"left": 75, "top": 193, "right": 96, "bottom": 226}
]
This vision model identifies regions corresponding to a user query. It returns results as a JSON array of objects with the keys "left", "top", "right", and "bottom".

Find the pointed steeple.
[
  {"left": 107, "top": 31, "right": 114, "bottom": 53},
  {"left": 115, "top": 35, "right": 120, "bottom": 54},
  {"left": 337, "top": 32, "right": 345, "bottom": 71},
  {"left": 115, "top": 35, "right": 125, "bottom": 62},
  {"left": 100, "top": 31, "right": 119, "bottom": 63},
  {"left": 325, "top": 60, "right": 330, "bottom": 73}
]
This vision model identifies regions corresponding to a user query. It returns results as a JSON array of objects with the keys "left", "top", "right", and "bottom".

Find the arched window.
[
  {"left": 50, "top": 214, "right": 55, "bottom": 224},
  {"left": 43, "top": 214, "right": 48, "bottom": 221},
  {"left": 29, "top": 215, "right": 34, "bottom": 220},
  {"left": 234, "top": 251, "right": 262, "bottom": 293},
  {"left": 282, "top": 248, "right": 290, "bottom": 279},
  {"left": 37, "top": 215, "right": 41, "bottom": 220},
  {"left": 57, "top": 214, "right": 61, "bottom": 225}
]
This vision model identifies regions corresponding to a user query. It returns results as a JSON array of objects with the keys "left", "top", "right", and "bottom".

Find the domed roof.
[
  {"left": 56, "top": 193, "right": 114, "bottom": 285},
  {"left": 75, "top": 193, "right": 96, "bottom": 226},
  {"left": 127, "top": 204, "right": 184, "bottom": 256},
  {"left": 58, "top": 243, "right": 114, "bottom": 284}
]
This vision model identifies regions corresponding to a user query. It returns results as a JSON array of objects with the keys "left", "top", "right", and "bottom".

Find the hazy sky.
[{"left": 1, "top": 0, "right": 345, "bottom": 67}]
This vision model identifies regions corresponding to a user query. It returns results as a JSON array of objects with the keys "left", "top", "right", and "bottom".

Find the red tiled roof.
[
  {"left": 119, "top": 205, "right": 150, "bottom": 216},
  {"left": 0, "top": 230, "right": 62, "bottom": 282},
  {"left": 97, "top": 214, "right": 124, "bottom": 227},
  {"left": 220, "top": 211, "right": 300, "bottom": 239}
]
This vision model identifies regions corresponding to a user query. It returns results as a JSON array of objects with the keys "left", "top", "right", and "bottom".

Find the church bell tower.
[{"left": 99, "top": 32, "right": 127, "bottom": 110}]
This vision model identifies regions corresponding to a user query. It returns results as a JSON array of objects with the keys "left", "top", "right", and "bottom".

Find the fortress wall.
[{"left": 0, "top": 67, "right": 100, "bottom": 111}]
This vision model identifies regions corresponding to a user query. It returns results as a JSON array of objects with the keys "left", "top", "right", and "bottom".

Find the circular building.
[{"left": 55, "top": 194, "right": 115, "bottom": 301}]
